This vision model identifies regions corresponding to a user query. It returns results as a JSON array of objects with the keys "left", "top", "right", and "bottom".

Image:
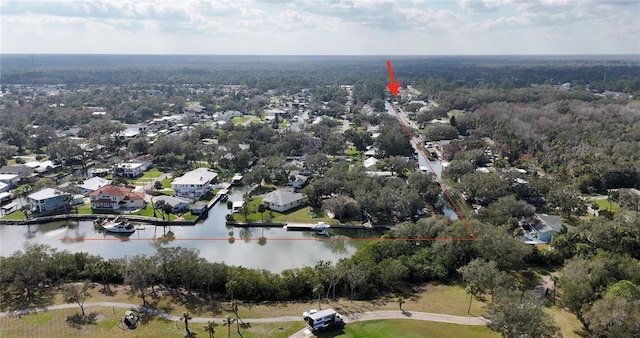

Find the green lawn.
[
  {"left": 75, "top": 203, "right": 93, "bottom": 214},
  {"left": 129, "top": 204, "right": 198, "bottom": 221},
  {"left": 132, "top": 168, "right": 165, "bottom": 184},
  {"left": 316, "top": 320, "right": 498, "bottom": 338},
  {"left": 592, "top": 198, "right": 620, "bottom": 213},
  {"left": 346, "top": 148, "right": 361, "bottom": 158},
  {"left": 231, "top": 197, "right": 334, "bottom": 224},
  {"left": 2, "top": 210, "right": 25, "bottom": 220},
  {"left": 231, "top": 116, "right": 252, "bottom": 123},
  {"left": 160, "top": 177, "right": 172, "bottom": 188}
]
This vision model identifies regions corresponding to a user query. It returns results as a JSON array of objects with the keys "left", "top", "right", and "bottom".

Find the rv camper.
[{"left": 303, "top": 308, "right": 344, "bottom": 331}]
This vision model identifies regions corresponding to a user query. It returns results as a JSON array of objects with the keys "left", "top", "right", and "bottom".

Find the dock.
[{"left": 228, "top": 221, "right": 391, "bottom": 231}]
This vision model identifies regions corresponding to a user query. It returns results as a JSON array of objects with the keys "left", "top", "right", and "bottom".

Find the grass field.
[
  {"left": 132, "top": 168, "right": 165, "bottom": 185},
  {"left": 316, "top": 319, "right": 499, "bottom": 338},
  {"left": 592, "top": 198, "right": 620, "bottom": 213},
  {"left": 1, "top": 209, "right": 25, "bottom": 220},
  {"left": 231, "top": 198, "right": 335, "bottom": 224},
  {"left": 4, "top": 283, "right": 585, "bottom": 338},
  {"left": 0, "top": 283, "right": 496, "bottom": 338}
]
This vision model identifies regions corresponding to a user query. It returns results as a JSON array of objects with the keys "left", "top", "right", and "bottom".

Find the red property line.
[
  {"left": 60, "top": 237, "right": 477, "bottom": 242},
  {"left": 388, "top": 102, "right": 476, "bottom": 240}
]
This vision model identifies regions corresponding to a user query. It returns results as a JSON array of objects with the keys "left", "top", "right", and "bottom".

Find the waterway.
[
  {"left": 385, "top": 102, "right": 458, "bottom": 220},
  {"left": 0, "top": 186, "right": 368, "bottom": 272},
  {"left": 1, "top": 104, "right": 449, "bottom": 270}
]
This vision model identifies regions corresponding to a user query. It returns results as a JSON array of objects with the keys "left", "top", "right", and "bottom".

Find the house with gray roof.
[
  {"left": 78, "top": 177, "right": 111, "bottom": 195},
  {"left": 27, "top": 188, "right": 70, "bottom": 214},
  {"left": 171, "top": 167, "right": 218, "bottom": 198},
  {"left": 153, "top": 195, "right": 190, "bottom": 214},
  {"left": 522, "top": 213, "right": 563, "bottom": 244},
  {"left": 262, "top": 188, "right": 306, "bottom": 212}
]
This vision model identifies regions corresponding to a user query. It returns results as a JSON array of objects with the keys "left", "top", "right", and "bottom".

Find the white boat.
[
  {"left": 102, "top": 217, "right": 136, "bottom": 234},
  {"left": 317, "top": 229, "right": 330, "bottom": 237},
  {"left": 311, "top": 222, "right": 328, "bottom": 231}
]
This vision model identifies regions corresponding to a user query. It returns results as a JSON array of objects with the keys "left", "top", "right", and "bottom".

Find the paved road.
[
  {"left": 0, "top": 302, "right": 489, "bottom": 328},
  {"left": 288, "top": 310, "right": 489, "bottom": 338}
]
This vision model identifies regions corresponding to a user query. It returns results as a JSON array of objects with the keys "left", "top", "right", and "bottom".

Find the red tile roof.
[{"left": 89, "top": 185, "right": 144, "bottom": 201}]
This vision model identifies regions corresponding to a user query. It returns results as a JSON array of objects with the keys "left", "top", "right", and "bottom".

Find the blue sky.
[{"left": 1, "top": 0, "right": 639, "bottom": 55}]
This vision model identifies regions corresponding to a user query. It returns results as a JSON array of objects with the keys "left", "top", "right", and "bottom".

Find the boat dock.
[{"left": 228, "top": 221, "right": 391, "bottom": 231}]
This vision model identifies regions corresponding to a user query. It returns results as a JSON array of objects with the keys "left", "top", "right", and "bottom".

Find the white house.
[
  {"left": 153, "top": 195, "right": 190, "bottom": 213},
  {"left": 79, "top": 177, "right": 111, "bottom": 195},
  {"left": 171, "top": 167, "right": 218, "bottom": 198},
  {"left": 114, "top": 162, "right": 150, "bottom": 178},
  {"left": 89, "top": 185, "right": 146, "bottom": 211},
  {"left": 363, "top": 157, "right": 379, "bottom": 169},
  {"left": 262, "top": 188, "right": 306, "bottom": 212},
  {"left": 0, "top": 174, "right": 21, "bottom": 186}
]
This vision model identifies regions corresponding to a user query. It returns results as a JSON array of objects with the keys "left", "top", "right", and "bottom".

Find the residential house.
[
  {"left": 0, "top": 174, "right": 20, "bottom": 187},
  {"left": 79, "top": 177, "right": 111, "bottom": 195},
  {"left": 190, "top": 201, "right": 207, "bottom": 215},
  {"left": 87, "top": 168, "right": 111, "bottom": 177},
  {"left": 114, "top": 161, "right": 151, "bottom": 178},
  {"left": 522, "top": 213, "right": 563, "bottom": 244},
  {"left": 289, "top": 173, "right": 309, "bottom": 189},
  {"left": 153, "top": 195, "right": 190, "bottom": 214},
  {"left": 171, "top": 167, "right": 218, "bottom": 198},
  {"left": 0, "top": 181, "right": 9, "bottom": 193},
  {"left": 27, "top": 188, "right": 70, "bottom": 214},
  {"left": 89, "top": 185, "right": 146, "bottom": 211},
  {"left": 0, "top": 164, "right": 33, "bottom": 180},
  {"left": 264, "top": 108, "right": 287, "bottom": 122},
  {"left": 24, "top": 160, "right": 56, "bottom": 174},
  {"left": 262, "top": 188, "right": 306, "bottom": 212},
  {"left": 363, "top": 157, "right": 379, "bottom": 169}
]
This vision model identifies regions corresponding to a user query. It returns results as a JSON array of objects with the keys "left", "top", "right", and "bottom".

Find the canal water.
[
  {"left": 1, "top": 104, "right": 452, "bottom": 271},
  {"left": 0, "top": 187, "right": 366, "bottom": 272}
]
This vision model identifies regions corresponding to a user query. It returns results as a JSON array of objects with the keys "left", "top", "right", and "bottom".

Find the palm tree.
[
  {"left": 257, "top": 204, "right": 266, "bottom": 222},
  {"left": 181, "top": 312, "right": 192, "bottom": 335},
  {"left": 154, "top": 200, "right": 167, "bottom": 221},
  {"left": 203, "top": 321, "right": 217, "bottom": 338},
  {"left": 226, "top": 279, "right": 237, "bottom": 302},
  {"left": 162, "top": 203, "right": 173, "bottom": 221},
  {"left": 313, "top": 283, "right": 323, "bottom": 310},
  {"left": 223, "top": 315, "right": 235, "bottom": 338},
  {"left": 396, "top": 296, "right": 405, "bottom": 312}
]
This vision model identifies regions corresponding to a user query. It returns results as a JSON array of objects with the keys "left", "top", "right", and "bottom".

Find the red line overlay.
[
  {"left": 388, "top": 102, "right": 475, "bottom": 240},
  {"left": 60, "top": 237, "right": 476, "bottom": 241}
]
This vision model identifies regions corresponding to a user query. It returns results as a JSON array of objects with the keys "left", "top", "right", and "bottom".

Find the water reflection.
[{"left": 0, "top": 187, "right": 378, "bottom": 271}]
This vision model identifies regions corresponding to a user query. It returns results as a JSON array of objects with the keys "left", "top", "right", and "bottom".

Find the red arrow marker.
[{"left": 386, "top": 60, "right": 400, "bottom": 97}]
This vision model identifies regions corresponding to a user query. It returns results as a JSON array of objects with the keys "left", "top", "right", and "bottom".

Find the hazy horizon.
[{"left": 2, "top": 0, "right": 638, "bottom": 55}]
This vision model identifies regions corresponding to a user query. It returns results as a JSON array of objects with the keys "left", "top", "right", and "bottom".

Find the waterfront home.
[
  {"left": 153, "top": 195, "right": 190, "bottom": 213},
  {"left": 171, "top": 167, "right": 218, "bottom": 198},
  {"left": 27, "top": 188, "right": 70, "bottom": 214},
  {"left": 79, "top": 177, "right": 111, "bottom": 195},
  {"left": 262, "top": 188, "right": 306, "bottom": 212},
  {"left": 0, "top": 164, "right": 33, "bottom": 181},
  {"left": 89, "top": 185, "right": 146, "bottom": 211},
  {"left": 0, "top": 174, "right": 20, "bottom": 187},
  {"left": 190, "top": 201, "right": 207, "bottom": 215}
]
